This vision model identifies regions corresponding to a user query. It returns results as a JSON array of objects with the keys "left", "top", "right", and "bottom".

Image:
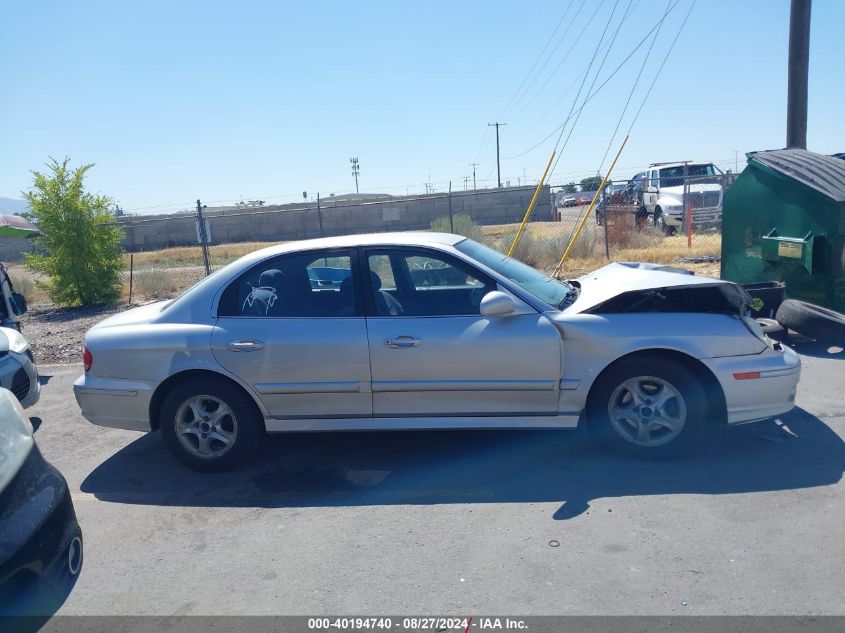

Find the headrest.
[
  {"left": 258, "top": 269, "right": 284, "bottom": 287},
  {"left": 370, "top": 271, "right": 382, "bottom": 291}
]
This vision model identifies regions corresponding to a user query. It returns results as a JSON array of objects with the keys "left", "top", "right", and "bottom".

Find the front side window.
[
  {"left": 455, "top": 239, "right": 570, "bottom": 308},
  {"left": 219, "top": 250, "right": 355, "bottom": 317},
  {"left": 366, "top": 249, "right": 492, "bottom": 317}
]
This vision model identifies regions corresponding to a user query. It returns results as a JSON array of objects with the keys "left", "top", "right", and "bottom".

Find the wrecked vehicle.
[{"left": 73, "top": 233, "right": 800, "bottom": 471}]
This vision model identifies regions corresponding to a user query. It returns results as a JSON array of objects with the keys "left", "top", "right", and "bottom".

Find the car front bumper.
[
  {"left": 0, "top": 351, "right": 40, "bottom": 409},
  {"left": 73, "top": 373, "right": 154, "bottom": 432},
  {"left": 703, "top": 343, "right": 801, "bottom": 424},
  {"left": 0, "top": 446, "right": 82, "bottom": 616}
]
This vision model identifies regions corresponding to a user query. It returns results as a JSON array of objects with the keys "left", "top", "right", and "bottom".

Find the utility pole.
[
  {"left": 786, "top": 0, "right": 811, "bottom": 149},
  {"left": 463, "top": 176, "right": 470, "bottom": 190},
  {"left": 469, "top": 163, "right": 479, "bottom": 190},
  {"left": 350, "top": 157, "right": 360, "bottom": 193},
  {"left": 488, "top": 122, "right": 506, "bottom": 187},
  {"left": 196, "top": 199, "right": 210, "bottom": 276}
]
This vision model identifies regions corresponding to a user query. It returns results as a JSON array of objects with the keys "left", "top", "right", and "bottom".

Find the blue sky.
[{"left": 1, "top": 0, "right": 843, "bottom": 213}]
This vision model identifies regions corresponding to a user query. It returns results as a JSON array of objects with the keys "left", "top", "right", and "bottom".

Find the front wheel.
[
  {"left": 587, "top": 357, "right": 709, "bottom": 457},
  {"left": 160, "top": 377, "right": 263, "bottom": 471}
]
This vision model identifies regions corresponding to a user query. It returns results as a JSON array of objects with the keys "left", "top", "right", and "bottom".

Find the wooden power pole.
[{"left": 786, "top": 0, "right": 811, "bottom": 149}]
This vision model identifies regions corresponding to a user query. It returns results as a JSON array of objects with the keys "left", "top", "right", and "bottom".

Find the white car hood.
[{"left": 564, "top": 263, "right": 743, "bottom": 314}]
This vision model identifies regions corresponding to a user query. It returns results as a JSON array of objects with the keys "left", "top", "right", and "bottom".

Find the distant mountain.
[{"left": 0, "top": 197, "right": 28, "bottom": 215}]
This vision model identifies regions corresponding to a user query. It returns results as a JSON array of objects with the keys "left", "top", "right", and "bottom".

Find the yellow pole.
[
  {"left": 553, "top": 134, "right": 630, "bottom": 277},
  {"left": 507, "top": 148, "right": 556, "bottom": 257}
]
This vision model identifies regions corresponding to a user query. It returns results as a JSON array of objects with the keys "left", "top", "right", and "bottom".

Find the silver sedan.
[{"left": 74, "top": 232, "right": 800, "bottom": 471}]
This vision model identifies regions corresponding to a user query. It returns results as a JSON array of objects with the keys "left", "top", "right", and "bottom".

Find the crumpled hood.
[
  {"left": 564, "top": 262, "right": 747, "bottom": 314},
  {"left": 89, "top": 300, "right": 169, "bottom": 330}
]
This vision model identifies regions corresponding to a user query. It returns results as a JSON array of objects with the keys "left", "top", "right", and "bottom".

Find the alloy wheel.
[
  {"left": 174, "top": 395, "right": 239, "bottom": 459},
  {"left": 607, "top": 376, "right": 687, "bottom": 447}
]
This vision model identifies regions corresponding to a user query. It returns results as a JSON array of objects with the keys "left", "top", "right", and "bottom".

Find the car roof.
[{"left": 242, "top": 231, "right": 466, "bottom": 261}]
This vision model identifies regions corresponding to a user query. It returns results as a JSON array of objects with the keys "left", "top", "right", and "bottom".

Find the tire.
[
  {"left": 587, "top": 356, "right": 709, "bottom": 458},
  {"left": 776, "top": 299, "right": 845, "bottom": 343},
  {"left": 653, "top": 207, "right": 676, "bottom": 236},
  {"left": 159, "top": 377, "right": 263, "bottom": 472}
]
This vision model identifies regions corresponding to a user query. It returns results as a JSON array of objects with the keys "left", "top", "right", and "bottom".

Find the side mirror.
[
  {"left": 480, "top": 291, "right": 516, "bottom": 317},
  {"left": 10, "top": 292, "right": 27, "bottom": 316}
]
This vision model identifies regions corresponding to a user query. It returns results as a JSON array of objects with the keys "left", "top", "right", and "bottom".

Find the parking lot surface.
[{"left": 29, "top": 340, "right": 845, "bottom": 615}]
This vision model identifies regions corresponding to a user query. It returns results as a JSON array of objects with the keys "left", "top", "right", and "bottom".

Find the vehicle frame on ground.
[{"left": 74, "top": 233, "right": 800, "bottom": 471}]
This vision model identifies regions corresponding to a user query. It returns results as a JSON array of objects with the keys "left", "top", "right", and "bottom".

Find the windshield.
[
  {"left": 659, "top": 164, "right": 716, "bottom": 187},
  {"left": 455, "top": 239, "right": 570, "bottom": 308}
]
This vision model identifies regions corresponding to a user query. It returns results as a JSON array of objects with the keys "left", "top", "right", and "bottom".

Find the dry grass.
[
  {"left": 482, "top": 219, "right": 721, "bottom": 279},
  {"left": 16, "top": 220, "right": 722, "bottom": 307},
  {"left": 126, "top": 241, "right": 279, "bottom": 269}
]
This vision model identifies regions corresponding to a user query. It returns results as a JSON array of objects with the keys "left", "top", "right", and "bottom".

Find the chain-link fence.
[
  {"left": 539, "top": 171, "right": 733, "bottom": 279},
  {"left": 0, "top": 170, "right": 735, "bottom": 305}
]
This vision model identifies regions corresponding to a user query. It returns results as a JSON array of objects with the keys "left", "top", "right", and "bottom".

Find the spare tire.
[{"left": 776, "top": 299, "right": 845, "bottom": 343}]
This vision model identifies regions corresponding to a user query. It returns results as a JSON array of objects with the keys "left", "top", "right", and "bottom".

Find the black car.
[{"left": 0, "top": 389, "right": 82, "bottom": 617}]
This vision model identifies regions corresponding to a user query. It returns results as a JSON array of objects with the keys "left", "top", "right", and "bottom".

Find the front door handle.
[
  {"left": 227, "top": 339, "right": 265, "bottom": 352},
  {"left": 384, "top": 336, "right": 422, "bottom": 349}
]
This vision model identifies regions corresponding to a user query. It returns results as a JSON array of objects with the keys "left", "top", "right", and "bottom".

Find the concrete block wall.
[{"left": 0, "top": 186, "right": 551, "bottom": 260}]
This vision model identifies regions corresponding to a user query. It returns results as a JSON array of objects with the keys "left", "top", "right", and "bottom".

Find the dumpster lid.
[{"left": 748, "top": 148, "right": 845, "bottom": 202}]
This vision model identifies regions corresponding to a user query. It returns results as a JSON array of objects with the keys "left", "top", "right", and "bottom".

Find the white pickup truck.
[{"left": 641, "top": 162, "right": 724, "bottom": 235}]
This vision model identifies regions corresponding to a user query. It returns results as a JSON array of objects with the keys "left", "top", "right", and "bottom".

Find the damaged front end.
[
  {"left": 560, "top": 262, "right": 779, "bottom": 353},
  {"left": 584, "top": 282, "right": 751, "bottom": 317}
]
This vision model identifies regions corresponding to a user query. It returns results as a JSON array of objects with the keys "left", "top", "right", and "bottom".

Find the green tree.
[
  {"left": 561, "top": 182, "right": 577, "bottom": 194},
  {"left": 24, "top": 158, "right": 124, "bottom": 305},
  {"left": 579, "top": 175, "right": 602, "bottom": 191}
]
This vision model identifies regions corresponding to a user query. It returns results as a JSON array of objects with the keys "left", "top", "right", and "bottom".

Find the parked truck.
[{"left": 641, "top": 162, "right": 724, "bottom": 234}]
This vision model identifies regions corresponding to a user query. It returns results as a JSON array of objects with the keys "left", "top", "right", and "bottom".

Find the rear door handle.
[
  {"left": 227, "top": 339, "right": 265, "bottom": 352},
  {"left": 384, "top": 336, "right": 422, "bottom": 349}
]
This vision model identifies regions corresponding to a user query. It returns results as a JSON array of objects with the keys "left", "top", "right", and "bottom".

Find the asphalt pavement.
[{"left": 27, "top": 338, "right": 845, "bottom": 616}]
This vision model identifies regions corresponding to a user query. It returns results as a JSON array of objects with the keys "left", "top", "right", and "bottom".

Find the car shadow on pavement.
[{"left": 81, "top": 406, "right": 844, "bottom": 521}]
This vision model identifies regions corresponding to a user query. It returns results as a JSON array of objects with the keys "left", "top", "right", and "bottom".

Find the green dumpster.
[{"left": 720, "top": 149, "right": 845, "bottom": 313}]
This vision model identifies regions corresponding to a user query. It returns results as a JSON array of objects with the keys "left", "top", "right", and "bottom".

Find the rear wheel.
[
  {"left": 654, "top": 207, "right": 676, "bottom": 236},
  {"left": 587, "top": 357, "right": 709, "bottom": 457},
  {"left": 160, "top": 377, "right": 263, "bottom": 472}
]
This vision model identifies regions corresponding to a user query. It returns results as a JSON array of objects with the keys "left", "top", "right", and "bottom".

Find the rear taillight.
[{"left": 83, "top": 347, "right": 92, "bottom": 372}]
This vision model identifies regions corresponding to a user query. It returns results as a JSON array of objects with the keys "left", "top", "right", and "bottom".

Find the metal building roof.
[{"left": 748, "top": 148, "right": 845, "bottom": 203}]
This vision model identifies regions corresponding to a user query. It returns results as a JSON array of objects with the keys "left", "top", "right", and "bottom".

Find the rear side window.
[{"left": 218, "top": 250, "right": 356, "bottom": 317}]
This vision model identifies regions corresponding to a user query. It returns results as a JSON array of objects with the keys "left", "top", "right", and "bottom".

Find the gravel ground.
[{"left": 20, "top": 303, "right": 126, "bottom": 365}]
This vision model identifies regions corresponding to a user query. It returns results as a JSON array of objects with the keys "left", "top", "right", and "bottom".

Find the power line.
[
  {"left": 626, "top": 0, "right": 697, "bottom": 134},
  {"left": 497, "top": 0, "right": 580, "bottom": 118},
  {"left": 507, "top": 0, "right": 682, "bottom": 160},
  {"left": 548, "top": 0, "right": 631, "bottom": 181},
  {"left": 596, "top": 0, "right": 672, "bottom": 173},
  {"left": 505, "top": 0, "right": 598, "bottom": 122}
]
